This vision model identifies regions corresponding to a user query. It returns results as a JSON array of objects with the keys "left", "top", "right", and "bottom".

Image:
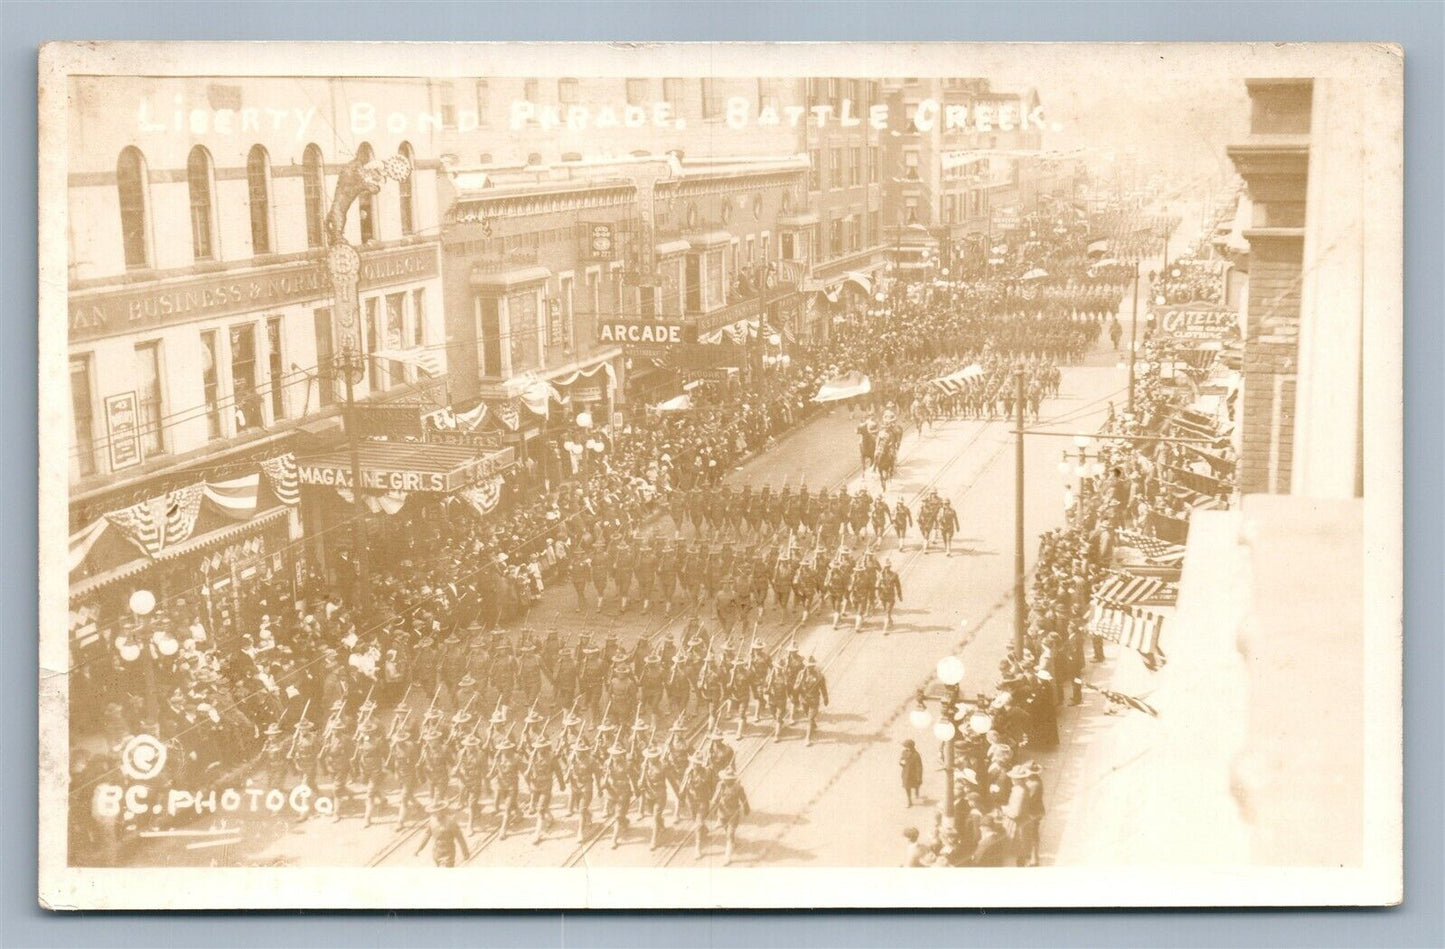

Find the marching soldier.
[
  {"left": 389, "top": 716, "right": 424, "bottom": 828},
  {"left": 565, "top": 736, "right": 597, "bottom": 840},
  {"left": 655, "top": 542, "right": 680, "bottom": 614},
  {"left": 569, "top": 553, "right": 593, "bottom": 613},
  {"left": 419, "top": 720, "right": 452, "bottom": 806},
  {"left": 634, "top": 538, "right": 658, "bottom": 613},
  {"left": 679, "top": 748, "right": 717, "bottom": 858},
  {"left": 259, "top": 722, "right": 289, "bottom": 788},
  {"left": 354, "top": 720, "right": 390, "bottom": 828},
  {"left": 937, "top": 498, "right": 961, "bottom": 555},
  {"left": 793, "top": 654, "right": 830, "bottom": 746},
  {"left": 602, "top": 743, "right": 635, "bottom": 849},
  {"left": 638, "top": 746, "right": 671, "bottom": 850},
  {"left": 526, "top": 735, "right": 560, "bottom": 843},
  {"left": 452, "top": 733, "right": 488, "bottom": 835},
  {"left": 319, "top": 703, "right": 355, "bottom": 821},
  {"left": 489, "top": 735, "right": 522, "bottom": 839},
  {"left": 877, "top": 559, "right": 904, "bottom": 634},
  {"left": 850, "top": 557, "right": 877, "bottom": 632},
  {"left": 413, "top": 801, "right": 471, "bottom": 867},
  {"left": 710, "top": 765, "right": 751, "bottom": 866},
  {"left": 289, "top": 718, "right": 320, "bottom": 798}
]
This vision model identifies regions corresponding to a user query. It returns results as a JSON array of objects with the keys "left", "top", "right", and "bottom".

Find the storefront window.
[
  {"left": 266, "top": 317, "right": 286, "bottom": 421},
  {"left": 200, "top": 330, "right": 222, "bottom": 438},
  {"left": 229, "top": 325, "right": 262, "bottom": 432}
]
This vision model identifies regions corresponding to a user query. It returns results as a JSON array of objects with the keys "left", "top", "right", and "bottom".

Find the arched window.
[
  {"left": 246, "top": 145, "right": 273, "bottom": 255},
  {"left": 355, "top": 142, "right": 376, "bottom": 244},
  {"left": 397, "top": 141, "right": 415, "bottom": 236},
  {"left": 116, "top": 147, "right": 150, "bottom": 269},
  {"left": 302, "top": 144, "right": 326, "bottom": 248},
  {"left": 186, "top": 146, "right": 216, "bottom": 261}
]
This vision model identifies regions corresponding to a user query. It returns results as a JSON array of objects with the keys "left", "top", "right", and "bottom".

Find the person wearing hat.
[
  {"left": 489, "top": 736, "right": 522, "bottom": 840},
  {"left": 792, "top": 654, "right": 830, "bottom": 746},
  {"left": 318, "top": 713, "right": 355, "bottom": 820},
  {"left": 563, "top": 739, "right": 597, "bottom": 840},
  {"left": 635, "top": 746, "right": 671, "bottom": 850},
  {"left": 451, "top": 732, "right": 488, "bottom": 836},
  {"left": 1003, "top": 761, "right": 1046, "bottom": 867},
  {"left": 899, "top": 738, "right": 925, "bottom": 807},
  {"left": 355, "top": 720, "right": 391, "bottom": 828},
  {"left": 708, "top": 765, "right": 751, "bottom": 866},
  {"left": 678, "top": 748, "right": 718, "bottom": 858},
  {"left": 288, "top": 718, "right": 320, "bottom": 801},
  {"left": 257, "top": 721, "right": 291, "bottom": 789},
  {"left": 601, "top": 742, "right": 636, "bottom": 849},
  {"left": 525, "top": 736, "right": 561, "bottom": 844},
  {"left": 413, "top": 799, "right": 471, "bottom": 867},
  {"left": 389, "top": 717, "right": 424, "bottom": 829}
]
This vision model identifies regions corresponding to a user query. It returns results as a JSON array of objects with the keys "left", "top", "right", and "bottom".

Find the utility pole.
[
  {"left": 1013, "top": 368, "right": 1026, "bottom": 660},
  {"left": 1127, "top": 264, "right": 1140, "bottom": 417},
  {"left": 323, "top": 153, "right": 413, "bottom": 620}
]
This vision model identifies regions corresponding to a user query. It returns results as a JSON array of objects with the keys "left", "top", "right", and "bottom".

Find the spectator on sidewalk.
[{"left": 899, "top": 738, "right": 924, "bottom": 807}]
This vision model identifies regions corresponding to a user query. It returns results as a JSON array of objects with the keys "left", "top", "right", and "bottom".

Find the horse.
[
  {"left": 856, "top": 422, "right": 877, "bottom": 471},
  {"left": 873, "top": 423, "right": 902, "bottom": 491}
]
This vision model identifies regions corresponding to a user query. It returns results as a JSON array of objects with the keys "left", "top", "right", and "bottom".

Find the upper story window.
[
  {"left": 303, "top": 144, "right": 326, "bottom": 248},
  {"left": 186, "top": 146, "right": 216, "bottom": 261},
  {"left": 397, "top": 141, "right": 415, "bottom": 236},
  {"left": 558, "top": 78, "right": 579, "bottom": 104},
  {"left": 116, "top": 147, "right": 150, "bottom": 270},
  {"left": 246, "top": 145, "right": 273, "bottom": 255},
  {"left": 355, "top": 142, "right": 376, "bottom": 244}
]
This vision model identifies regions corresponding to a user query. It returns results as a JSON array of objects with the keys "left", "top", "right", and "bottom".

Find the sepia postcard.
[{"left": 38, "top": 41, "right": 1403, "bottom": 910}]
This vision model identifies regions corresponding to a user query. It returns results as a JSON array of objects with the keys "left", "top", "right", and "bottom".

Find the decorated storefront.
[{"left": 67, "top": 452, "right": 305, "bottom": 664}]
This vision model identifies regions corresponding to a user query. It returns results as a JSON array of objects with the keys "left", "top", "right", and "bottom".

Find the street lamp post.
[
  {"left": 910, "top": 654, "right": 996, "bottom": 867},
  {"left": 334, "top": 347, "right": 371, "bottom": 619},
  {"left": 124, "top": 589, "right": 162, "bottom": 726}
]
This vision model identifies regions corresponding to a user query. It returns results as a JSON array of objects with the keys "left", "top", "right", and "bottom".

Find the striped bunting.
[
  {"left": 203, "top": 473, "right": 261, "bottom": 520},
  {"left": 1114, "top": 528, "right": 1186, "bottom": 565},
  {"left": 259, "top": 453, "right": 301, "bottom": 506},
  {"left": 1088, "top": 603, "right": 1166, "bottom": 657},
  {"left": 1093, "top": 572, "right": 1166, "bottom": 606}
]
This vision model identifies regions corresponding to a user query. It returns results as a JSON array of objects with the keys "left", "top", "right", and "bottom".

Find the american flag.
[{"left": 1115, "top": 528, "right": 1186, "bottom": 564}]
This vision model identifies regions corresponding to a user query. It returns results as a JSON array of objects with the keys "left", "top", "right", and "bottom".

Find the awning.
[
  {"left": 470, "top": 265, "right": 552, "bottom": 291},
  {"left": 69, "top": 507, "right": 291, "bottom": 601},
  {"left": 296, "top": 443, "right": 514, "bottom": 495},
  {"left": 153, "top": 505, "right": 290, "bottom": 564}
]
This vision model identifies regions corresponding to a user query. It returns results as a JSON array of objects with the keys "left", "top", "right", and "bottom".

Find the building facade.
[{"left": 66, "top": 76, "right": 447, "bottom": 649}]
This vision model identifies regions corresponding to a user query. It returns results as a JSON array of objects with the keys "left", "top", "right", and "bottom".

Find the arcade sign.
[{"left": 597, "top": 320, "right": 696, "bottom": 346}]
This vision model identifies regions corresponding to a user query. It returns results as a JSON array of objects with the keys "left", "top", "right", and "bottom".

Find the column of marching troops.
[{"left": 257, "top": 622, "right": 829, "bottom": 866}]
